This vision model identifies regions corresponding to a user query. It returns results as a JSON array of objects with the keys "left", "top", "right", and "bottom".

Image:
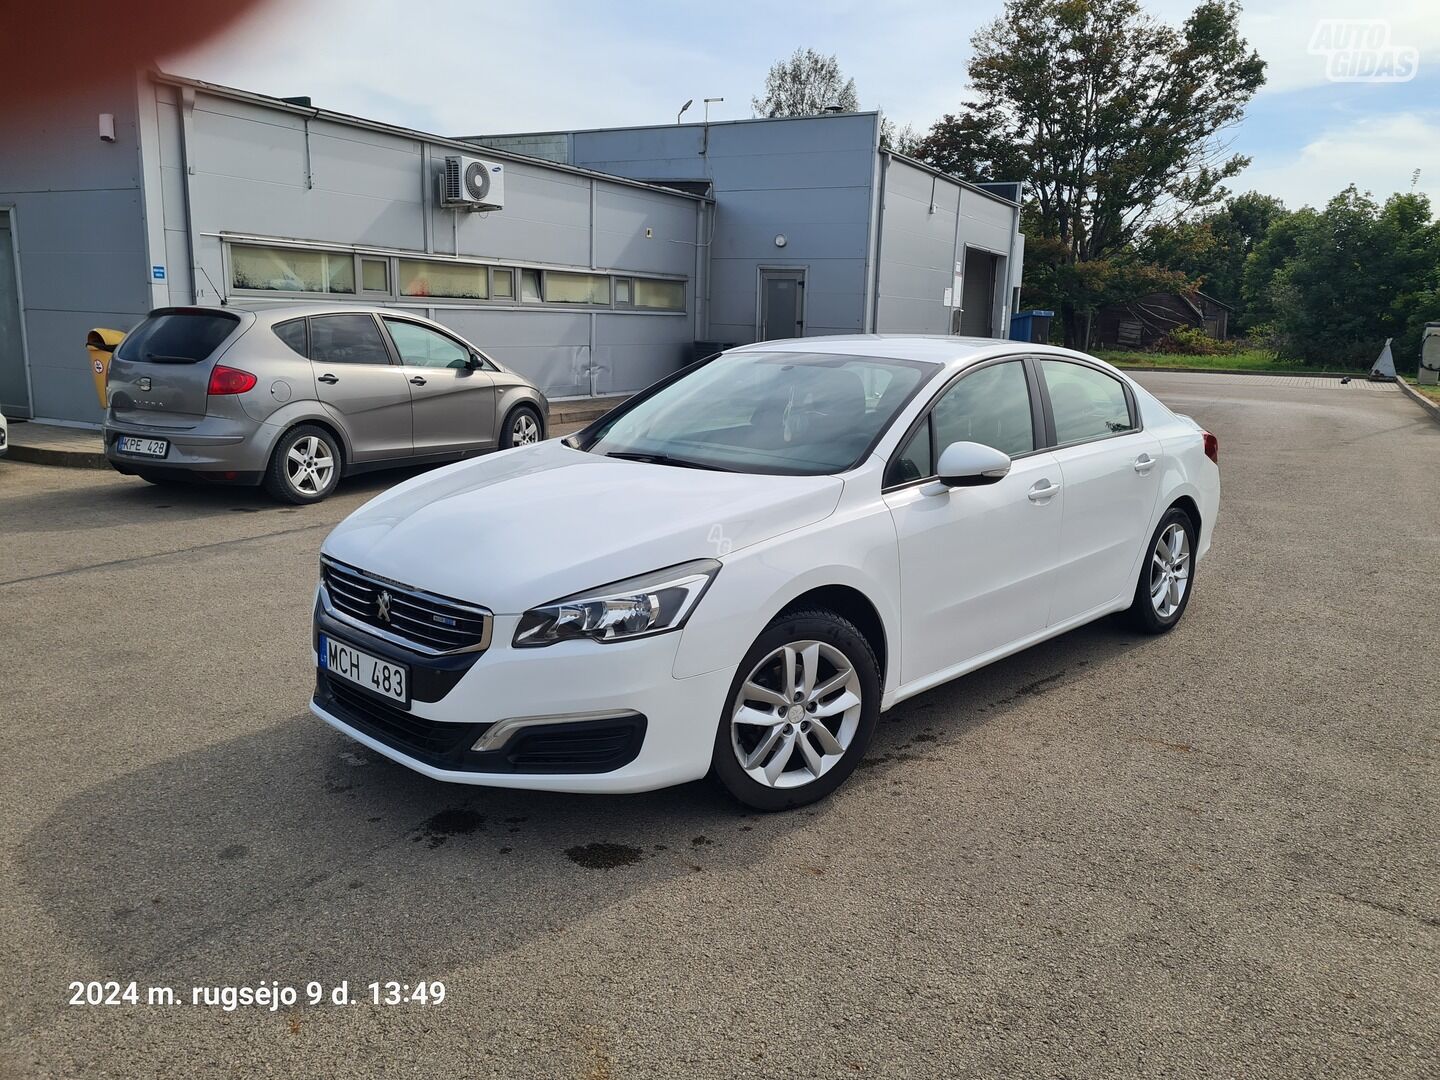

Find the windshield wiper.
[
  {"left": 602, "top": 451, "right": 732, "bottom": 472},
  {"left": 142, "top": 352, "right": 200, "bottom": 364}
]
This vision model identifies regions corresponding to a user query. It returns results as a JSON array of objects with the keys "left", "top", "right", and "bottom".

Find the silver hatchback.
[{"left": 104, "top": 305, "right": 548, "bottom": 503}]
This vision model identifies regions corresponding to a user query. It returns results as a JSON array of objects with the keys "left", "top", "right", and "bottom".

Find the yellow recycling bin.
[{"left": 86, "top": 328, "right": 126, "bottom": 410}]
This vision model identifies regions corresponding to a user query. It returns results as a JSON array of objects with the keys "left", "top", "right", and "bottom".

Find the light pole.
[
  {"left": 676, "top": 99, "right": 693, "bottom": 124},
  {"left": 703, "top": 97, "right": 724, "bottom": 122}
]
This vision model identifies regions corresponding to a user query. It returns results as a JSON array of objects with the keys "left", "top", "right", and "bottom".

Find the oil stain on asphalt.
[
  {"left": 565, "top": 842, "right": 644, "bottom": 869},
  {"left": 414, "top": 807, "right": 486, "bottom": 848}
]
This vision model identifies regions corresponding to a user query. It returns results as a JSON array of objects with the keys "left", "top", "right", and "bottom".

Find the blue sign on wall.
[{"left": 151, "top": 265, "right": 166, "bottom": 281}]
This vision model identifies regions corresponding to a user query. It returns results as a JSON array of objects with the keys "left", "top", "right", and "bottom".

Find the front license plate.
[
  {"left": 320, "top": 634, "right": 409, "bottom": 707},
  {"left": 117, "top": 436, "right": 169, "bottom": 458}
]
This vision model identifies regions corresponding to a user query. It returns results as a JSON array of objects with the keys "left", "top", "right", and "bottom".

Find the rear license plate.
[
  {"left": 320, "top": 634, "right": 409, "bottom": 707},
  {"left": 117, "top": 436, "right": 169, "bottom": 458}
]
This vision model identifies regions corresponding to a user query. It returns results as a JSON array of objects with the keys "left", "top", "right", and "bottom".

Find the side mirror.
[
  {"left": 466, "top": 354, "right": 484, "bottom": 370},
  {"left": 936, "top": 441, "right": 1011, "bottom": 487}
]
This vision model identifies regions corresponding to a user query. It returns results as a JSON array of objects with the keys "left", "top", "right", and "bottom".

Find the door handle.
[
  {"left": 1133, "top": 453, "right": 1156, "bottom": 474},
  {"left": 1027, "top": 479, "right": 1061, "bottom": 502},
  {"left": 409, "top": 376, "right": 427, "bottom": 386},
  {"left": 317, "top": 373, "right": 339, "bottom": 384}
]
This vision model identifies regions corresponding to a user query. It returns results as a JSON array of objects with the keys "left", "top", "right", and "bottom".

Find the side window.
[
  {"left": 887, "top": 421, "right": 933, "bottom": 486},
  {"left": 308, "top": 314, "right": 392, "bottom": 366},
  {"left": 273, "top": 319, "right": 308, "bottom": 358},
  {"left": 1040, "top": 360, "right": 1134, "bottom": 444},
  {"left": 383, "top": 319, "right": 470, "bottom": 369},
  {"left": 931, "top": 361, "right": 1035, "bottom": 459}
]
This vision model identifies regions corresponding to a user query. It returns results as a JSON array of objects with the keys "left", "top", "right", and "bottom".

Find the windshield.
[{"left": 580, "top": 350, "right": 937, "bottom": 475}]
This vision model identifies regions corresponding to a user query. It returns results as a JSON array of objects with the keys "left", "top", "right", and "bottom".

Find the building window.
[
  {"left": 361, "top": 258, "right": 389, "bottom": 293},
  {"left": 492, "top": 268, "right": 514, "bottom": 300},
  {"left": 633, "top": 278, "right": 685, "bottom": 311},
  {"left": 544, "top": 271, "right": 611, "bottom": 305},
  {"left": 398, "top": 259, "right": 489, "bottom": 300},
  {"left": 231, "top": 245, "right": 354, "bottom": 294},
  {"left": 614, "top": 277, "right": 632, "bottom": 306},
  {"left": 519, "top": 268, "right": 542, "bottom": 303}
]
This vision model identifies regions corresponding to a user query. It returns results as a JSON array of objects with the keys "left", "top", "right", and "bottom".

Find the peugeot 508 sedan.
[
  {"left": 104, "top": 305, "right": 548, "bottom": 503},
  {"left": 310, "top": 336, "right": 1220, "bottom": 810}
]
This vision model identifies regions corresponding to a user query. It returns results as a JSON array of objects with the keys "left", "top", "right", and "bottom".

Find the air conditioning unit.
[{"left": 441, "top": 155, "right": 505, "bottom": 211}]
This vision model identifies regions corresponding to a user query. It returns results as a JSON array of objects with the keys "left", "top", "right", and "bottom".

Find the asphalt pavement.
[{"left": 0, "top": 371, "right": 1436, "bottom": 1079}]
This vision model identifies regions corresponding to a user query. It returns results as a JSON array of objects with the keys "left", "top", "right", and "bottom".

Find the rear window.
[{"left": 115, "top": 311, "right": 240, "bottom": 364}]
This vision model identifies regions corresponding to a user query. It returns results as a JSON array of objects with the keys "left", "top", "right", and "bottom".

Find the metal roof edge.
[
  {"left": 881, "top": 150, "right": 1021, "bottom": 207},
  {"left": 458, "top": 110, "right": 883, "bottom": 142},
  {"left": 148, "top": 68, "right": 712, "bottom": 203}
]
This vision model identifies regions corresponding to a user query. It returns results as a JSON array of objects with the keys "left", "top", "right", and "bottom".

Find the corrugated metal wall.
[
  {"left": 555, "top": 113, "right": 882, "bottom": 345},
  {"left": 0, "top": 76, "right": 153, "bottom": 422},
  {"left": 160, "top": 85, "right": 703, "bottom": 401},
  {"left": 874, "top": 157, "right": 1022, "bottom": 339}
]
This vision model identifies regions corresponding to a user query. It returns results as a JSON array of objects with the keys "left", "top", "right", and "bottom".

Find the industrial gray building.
[{"left": 0, "top": 71, "right": 1023, "bottom": 427}]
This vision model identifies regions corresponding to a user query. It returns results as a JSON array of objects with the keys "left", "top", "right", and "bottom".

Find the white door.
[
  {"left": 1038, "top": 359, "right": 1163, "bottom": 623},
  {"left": 883, "top": 360, "right": 1063, "bottom": 685}
]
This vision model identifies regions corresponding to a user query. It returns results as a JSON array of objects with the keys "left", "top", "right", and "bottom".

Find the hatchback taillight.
[
  {"left": 1202, "top": 430, "right": 1218, "bottom": 465},
  {"left": 208, "top": 365, "right": 257, "bottom": 396}
]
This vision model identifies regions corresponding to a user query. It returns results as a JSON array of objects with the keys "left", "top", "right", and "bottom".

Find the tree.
[
  {"left": 752, "top": 48, "right": 859, "bottom": 118},
  {"left": 911, "top": 0, "right": 1266, "bottom": 346},
  {"left": 1262, "top": 187, "right": 1440, "bottom": 365},
  {"left": 1142, "top": 191, "right": 1286, "bottom": 326}
]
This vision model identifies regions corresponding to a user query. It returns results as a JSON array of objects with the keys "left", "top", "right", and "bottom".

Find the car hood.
[{"left": 322, "top": 440, "right": 844, "bottom": 613}]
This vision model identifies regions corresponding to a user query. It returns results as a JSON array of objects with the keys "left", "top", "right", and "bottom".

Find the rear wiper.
[
  {"left": 603, "top": 451, "right": 732, "bottom": 472},
  {"left": 142, "top": 352, "right": 200, "bottom": 364}
]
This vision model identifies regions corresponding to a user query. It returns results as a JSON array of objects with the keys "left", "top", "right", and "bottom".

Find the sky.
[{"left": 170, "top": 0, "right": 1440, "bottom": 213}]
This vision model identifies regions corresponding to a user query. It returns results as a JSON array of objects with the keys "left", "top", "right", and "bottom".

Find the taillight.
[
  {"left": 1202, "top": 430, "right": 1218, "bottom": 465},
  {"left": 208, "top": 365, "right": 257, "bottom": 396}
]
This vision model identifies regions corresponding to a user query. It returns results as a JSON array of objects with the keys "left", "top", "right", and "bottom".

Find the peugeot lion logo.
[{"left": 376, "top": 590, "right": 392, "bottom": 624}]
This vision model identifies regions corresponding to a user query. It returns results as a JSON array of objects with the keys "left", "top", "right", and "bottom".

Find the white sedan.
[{"left": 311, "top": 336, "right": 1219, "bottom": 810}]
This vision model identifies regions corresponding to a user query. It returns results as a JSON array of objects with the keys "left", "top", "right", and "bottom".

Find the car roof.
[
  {"left": 730, "top": 334, "right": 1103, "bottom": 373},
  {"left": 154, "top": 303, "right": 447, "bottom": 326}
]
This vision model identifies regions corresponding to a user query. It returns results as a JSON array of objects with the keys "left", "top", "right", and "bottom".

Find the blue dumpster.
[{"left": 1009, "top": 310, "right": 1055, "bottom": 343}]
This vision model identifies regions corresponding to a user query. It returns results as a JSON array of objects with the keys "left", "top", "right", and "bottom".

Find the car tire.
[
  {"left": 263, "top": 424, "right": 341, "bottom": 504},
  {"left": 711, "top": 608, "right": 881, "bottom": 811},
  {"left": 499, "top": 405, "right": 543, "bottom": 449},
  {"left": 1127, "top": 506, "right": 1197, "bottom": 634}
]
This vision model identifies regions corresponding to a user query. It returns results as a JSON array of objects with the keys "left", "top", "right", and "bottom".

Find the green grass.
[
  {"left": 1402, "top": 376, "right": 1440, "bottom": 404},
  {"left": 1093, "top": 348, "right": 1366, "bottom": 374}
]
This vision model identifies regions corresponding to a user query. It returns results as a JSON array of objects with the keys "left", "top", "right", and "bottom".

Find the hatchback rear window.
[{"left": 115, "top": 310, "right": 240, "bottom": 364}]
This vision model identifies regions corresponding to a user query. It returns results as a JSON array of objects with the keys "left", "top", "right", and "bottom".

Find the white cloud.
[{"left": 1234, "top": 111, "right": 1440, "bottom": 208}]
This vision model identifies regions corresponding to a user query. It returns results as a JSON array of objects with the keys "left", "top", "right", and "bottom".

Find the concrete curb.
[
  {"left": 6, "top": 442, "right": 109, "bottom": 469},
  {"left": 1396, "top": 379, "right": 1440, "bottom": 425}
]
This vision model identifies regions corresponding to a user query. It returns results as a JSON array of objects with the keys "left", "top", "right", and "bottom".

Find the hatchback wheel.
[
  {"left": 712, "top": 608, "right": 880, "bottom": 811},
  {"left": 264, "top": 424, "right": 340, "bottom": 504},
  {"left": 1127, "top": 507, "right": 1197, "bottom": 633},
  {"left": 500, "top": 405, "right": 542, "bottom": 449}
]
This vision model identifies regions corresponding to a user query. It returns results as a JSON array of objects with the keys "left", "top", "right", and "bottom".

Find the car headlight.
[{"left": 513, "top": 559, "right": 721, "bottom": 647}]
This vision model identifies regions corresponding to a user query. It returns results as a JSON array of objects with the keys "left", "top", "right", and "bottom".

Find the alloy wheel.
[
  {"left": 512, "top": 413, "right": 540, "bottom": 445},
  {"left": 1149, "top": 522, "right": 1191, "bottom": 618},
  {"left": 286, "top": 435, "right": 335, "bottom": 496},
  {"left": 730, "top": 640, "right": 863, "bottom": 789}
]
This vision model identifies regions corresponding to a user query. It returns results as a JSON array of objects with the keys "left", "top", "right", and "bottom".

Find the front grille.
[
  {"left": 324, "top": 677, "right": 488, "bottom": 766},
  {"left": 505, "top": 722, "right": 646, "bottom": 772},
  {"left": 321, "top": 557, "right": 491, "bottom": 655},
  {"left": 317, "top": 674, "right": 646, "bottom": 775}
]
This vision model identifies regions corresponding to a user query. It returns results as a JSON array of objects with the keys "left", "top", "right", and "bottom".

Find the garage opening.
[{"left": 957, "top": 247, "right": 998, "bottom": 338}]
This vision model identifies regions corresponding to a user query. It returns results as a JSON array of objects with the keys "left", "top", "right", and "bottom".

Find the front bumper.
[{"left": 309, "top": 593, "right": 732, "bottom": 794}]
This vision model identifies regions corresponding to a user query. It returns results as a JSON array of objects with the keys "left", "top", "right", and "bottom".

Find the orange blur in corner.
[{"left": 1, "top": 0, "right": 270, "bottom": 105}]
